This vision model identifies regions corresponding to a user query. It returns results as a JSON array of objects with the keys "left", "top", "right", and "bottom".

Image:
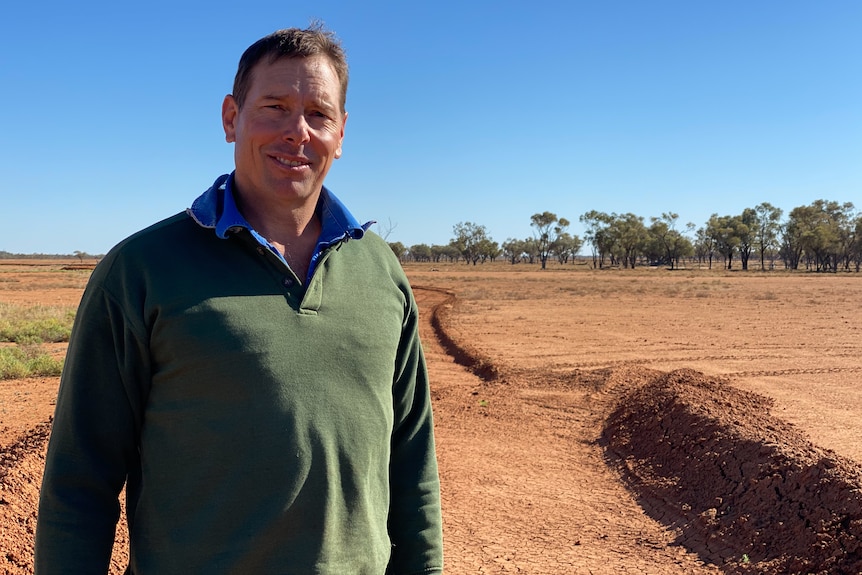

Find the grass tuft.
[
  {"left": 0, "top": 345, "right": 64, "bottom": 380},
  {"left": 0, "top": 303, "right": 76, "bottom": 343}
]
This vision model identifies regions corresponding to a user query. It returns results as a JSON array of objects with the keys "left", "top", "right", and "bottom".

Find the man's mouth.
[{"left": 274, "top": 156, "right": 309, "bottom": 168}]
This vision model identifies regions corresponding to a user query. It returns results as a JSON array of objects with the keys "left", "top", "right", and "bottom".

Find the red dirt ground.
[{"left": 2, "top": 262, "right": 862, "bottom": 574}]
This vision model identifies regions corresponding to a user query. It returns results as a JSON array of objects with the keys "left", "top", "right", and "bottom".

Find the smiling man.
[{"left": 35, "top": 25, "right": 443, "bottom": 575}]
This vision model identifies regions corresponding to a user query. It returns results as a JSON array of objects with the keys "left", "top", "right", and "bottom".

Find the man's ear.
[
  {"left": 222, "top": 95, "right": 239, "bottom": 143},
  {"left": 335, "top": 111, "right": 347, "bottom": 159}
]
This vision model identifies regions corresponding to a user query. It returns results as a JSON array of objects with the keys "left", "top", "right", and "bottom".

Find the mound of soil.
[
  {"left": 60, "top": 264, "right": 97, "bottom": 271},
  {"left": 603, "top": 368, "right": 862, "bottom": 574},
  {"left": 0, "top": 422, "right": 51, "bottom": 574}
]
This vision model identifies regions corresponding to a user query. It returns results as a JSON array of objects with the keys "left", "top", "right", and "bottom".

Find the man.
[{"left": 35, "top": 24, "right": 443, "bottom": 574}]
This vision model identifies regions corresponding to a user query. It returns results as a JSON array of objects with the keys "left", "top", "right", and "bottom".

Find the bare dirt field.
[{"left": 2, "top": 260, "right": 862, "bottom": 574}]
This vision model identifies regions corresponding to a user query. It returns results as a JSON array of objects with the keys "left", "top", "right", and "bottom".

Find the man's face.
[{"left": 222, "top": 55, "right": 346, "bottom": 211}]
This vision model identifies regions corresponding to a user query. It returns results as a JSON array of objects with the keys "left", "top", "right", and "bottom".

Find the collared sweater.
[{"left": 35, "top": 182, "right": 443, "bottom": 574}]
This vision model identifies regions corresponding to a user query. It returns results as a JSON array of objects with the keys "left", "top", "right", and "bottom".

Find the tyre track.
[{"left": 731, "top": 366, "right": 862, "bottom": 378}]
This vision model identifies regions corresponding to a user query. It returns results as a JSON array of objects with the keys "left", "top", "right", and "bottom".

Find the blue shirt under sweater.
[{"left": 188, "top": 172, "right": 373, "bottom": 283}]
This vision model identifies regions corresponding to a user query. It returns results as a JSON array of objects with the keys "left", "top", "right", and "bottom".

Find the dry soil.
[{"left": 2, "top": 261, "right": 862, "bottom": 574}]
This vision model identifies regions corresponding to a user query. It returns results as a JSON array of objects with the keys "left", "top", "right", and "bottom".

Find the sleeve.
[
  {"left": 35, "top": 278, "right": 150, "bottom": 574},
  {"left": 386, "top": 295, "right": 444, "bottom": 575}
]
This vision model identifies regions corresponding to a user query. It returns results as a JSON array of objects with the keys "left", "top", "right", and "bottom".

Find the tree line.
[
  {"left": 387, "top": 199, "right": 862, "bottom": 272},
  {"left": 0, "top": 250, "right": 102, "bottom": 260}
]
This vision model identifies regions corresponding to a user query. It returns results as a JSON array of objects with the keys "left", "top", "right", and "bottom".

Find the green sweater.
[{"left": 35, "top": 206, "right": 443, "bottom": 573}]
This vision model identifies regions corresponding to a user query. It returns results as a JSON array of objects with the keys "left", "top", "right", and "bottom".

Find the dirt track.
[{"left": 3, "top": 264, "right": 862, "bottom": 573}]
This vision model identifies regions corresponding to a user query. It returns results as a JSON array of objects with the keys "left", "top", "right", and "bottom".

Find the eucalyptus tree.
[
  {"left": 642, "top": 230, "right": 665, "bottom": 267},
  {"left": 409, "top": 244, "right": 432, "bottom": 262},
  {"left": 477, "top": 238, "right": 501, "bottom": 263},
  {"left": 816, "top": 200, "right": 855, "bottom": 271},
  {"left": 648, "top": 212, "right": 694, "bottom": 270},
  {"left": 451, "top": 221, "right": 491, "bottom": 266},
  {"left": 431, "top": 244, "right": 460, "bottom": 263},
  {"left": 754, "top": 202, "right": 783, "bottom": 270},
  {"left": 834, "top": 203, "right": 858, "bottom": 271},
  {"left": 694, "top": 226, "right": 717, "bottom": 268},
  {"left": 737, "top": 208, "right": 759, "bottom": 271},
  {"left": 502, "top": 238, "right": 528, "bottom": 264},
  {"left": 608, "top": 213, "right": 647, "bottom": 269},
  {"left": 783, "top": 200, "right": 855, "bottom": 271},
  {"left": 779, "top": 217, "right": 805, "bottom": 270},
  {"left": 788, "top": 204, "right": 831, "bottom": 270},
  {"left": 852, "top": 215, "right": 862, "bottom": 272},
  {"left": 551, "top": 232, "right": 583, "bottom": 264},
  {"left": 530, "top": 212, "right": 570, "bottom": 270},
  {"left": 580, "top": 210, "right": 614, "bottom": 268},
  {"left": 501, "top": 238, "right": 520, "bottom": 264},
  {"left": 706, "top": 214, "right": 743, "bottom": 270},
  {"left": 675, "top": 234, "right": 695, "bottom": 268},
  {"left": 647, "top": 214, "right": 672, "bottom": 266},
  {"left": 388, "top": 241, "right": 407, "bottom": 261},
  {"left": 522, "top": 237, "right": 540, "bottom": 264}
]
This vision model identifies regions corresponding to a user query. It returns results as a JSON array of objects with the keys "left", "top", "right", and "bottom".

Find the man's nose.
[{"left": 282, "top": 112, "right": 310, "bottom": 143}]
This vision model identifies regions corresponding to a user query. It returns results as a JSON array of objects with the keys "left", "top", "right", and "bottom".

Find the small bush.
[
  {"left": 0, "top": 345, "right": 64, "bottom": 380},
  {"left": 0, "top": 303, "right": 76, "bottom": 343}
]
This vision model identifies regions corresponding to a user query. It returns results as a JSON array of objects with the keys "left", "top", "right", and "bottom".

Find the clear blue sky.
[{"left": 2, "top": 0, "right": 860, "bottom": 254}]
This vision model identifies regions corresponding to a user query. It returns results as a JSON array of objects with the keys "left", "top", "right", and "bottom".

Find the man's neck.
[
  {"left": 265, "top": 216, "right": 321, "bottom": 283},
  {"left": 234, "top": 189, "right": 323, "bottom": 282}
]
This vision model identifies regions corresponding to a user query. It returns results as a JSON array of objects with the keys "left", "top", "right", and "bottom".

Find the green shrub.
[
  {"left": 0, "top": 345, "right": 64, "bottom": 380},
  {"left": 0, "top": 303, "right": 76, "bottom": 343}
]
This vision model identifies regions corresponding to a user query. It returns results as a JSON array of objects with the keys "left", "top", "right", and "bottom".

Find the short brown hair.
[{"left": 231, "top": 23, "right": 349, "bottom": 112}]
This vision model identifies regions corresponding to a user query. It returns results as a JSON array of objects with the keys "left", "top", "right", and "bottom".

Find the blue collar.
[{"left": 187, "top": 173, "right": 373, "bottom": 276}]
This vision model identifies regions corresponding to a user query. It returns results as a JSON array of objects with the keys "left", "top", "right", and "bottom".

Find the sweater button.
[
  {"left": 283, "top": 277, "right": 294, "bottom": 287},
  {"left": 257, "top": 246, "right": 265, "bottom": 255}
]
